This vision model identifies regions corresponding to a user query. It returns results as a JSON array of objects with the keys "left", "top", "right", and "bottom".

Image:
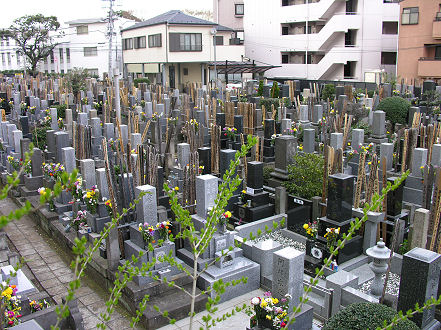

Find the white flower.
[
  {"left": 251, "top": 297, "right": 260, "bottom": 305},
  {"left": 285, "top": 293, "right": 292, "bottom": 299}
]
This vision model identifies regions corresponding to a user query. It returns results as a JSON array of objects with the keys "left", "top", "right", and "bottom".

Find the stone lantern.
[{"left": 366, "top": 238, "right": 390, "bottom": 298}]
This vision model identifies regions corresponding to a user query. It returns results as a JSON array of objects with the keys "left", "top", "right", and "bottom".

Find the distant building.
[
  {"left": 397, "top": 0, "right": 441, "bottom": 83},
  {"left": 243, "top": 0, "right": 400, "bottom": 81},
  {"left": 121, "top": 10, "right": 245, "bottom": 88},
  {"left": 0, "top": 16, "right": 135, "bottom": 77},
  {"left": 213, "top": 0, "right": 245, "bottom": 44}
]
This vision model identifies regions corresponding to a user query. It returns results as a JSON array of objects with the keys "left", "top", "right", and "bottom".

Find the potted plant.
[
  {"left": 66, "top": 210, "right": 87, "bottom": 233},
  {"left": 218, "top": 211, "right": 231, "bottom": 233},
  {"left": 246, "top": 291, "right": 290, "bottom": 329},
  {"left": 83, "top": 186, "right": 99, "bottom": 214}
]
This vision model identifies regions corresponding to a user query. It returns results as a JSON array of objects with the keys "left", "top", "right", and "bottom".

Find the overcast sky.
[{"left": 1, "top": 0, "right": 213, "bottom": 27}]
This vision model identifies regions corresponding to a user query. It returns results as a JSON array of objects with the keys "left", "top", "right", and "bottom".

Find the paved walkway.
[{"left": 0, "top": 198, "right": 134, "bottom": 329}]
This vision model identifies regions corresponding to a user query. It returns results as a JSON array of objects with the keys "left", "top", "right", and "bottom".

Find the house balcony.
[
  {"left": 433, "top": 18, "right": 441, "bottom": 39},
  {"left": 418, "top": 58, "right": 441, "bottom": 78}
]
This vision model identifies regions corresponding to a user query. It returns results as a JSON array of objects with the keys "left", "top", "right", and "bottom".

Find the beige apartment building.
[{"left": 397, "top": 0, "right": 441, "bottom": 83}]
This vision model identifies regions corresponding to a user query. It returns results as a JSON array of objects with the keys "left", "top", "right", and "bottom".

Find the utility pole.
[{"left": 105, "top": 0, "right": 116, "bottom": 77}]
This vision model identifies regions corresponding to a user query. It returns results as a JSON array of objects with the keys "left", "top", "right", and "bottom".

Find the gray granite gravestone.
[
  {"left": 135, "top": 184, "right": 158, "bottom": 225},
  {"left": 196, "top": 175, "right": 218, "bottom": 218}
]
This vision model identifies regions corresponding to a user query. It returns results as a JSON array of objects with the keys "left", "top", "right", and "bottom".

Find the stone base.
[
  {"left": 233, "top": 203, "right": 275, "bottom": 224},
  {"left": 24, "top": 175, "right": 43, "bottom": 191},
  {"left": 263, "top": 156, "right": 275, "bottom": 163},
  {"left": 403, "top": 186, "right": 422, "bottom": 207},
  {"left": 197, "top": 255, "right": 260, "bottom": 303},
  {"left": 423, "top": 319, "right": 441, "bottom": 330},
  {"left": 18, "top": 185, "right": 40, "bottom": 197},
  {"left": 368, "top": 136, "right": 388, "bottom": 144},
  {"left": 54, "top": 201, "right": 72, "bottom": 214}
]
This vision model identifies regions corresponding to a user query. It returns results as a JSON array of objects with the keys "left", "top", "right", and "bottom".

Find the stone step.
[{"left": 141, "top": 282, "right": 208, "bottom": 329}]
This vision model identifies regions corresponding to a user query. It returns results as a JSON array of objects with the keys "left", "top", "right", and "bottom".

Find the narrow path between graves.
[{"left": 0, "top": 197, "right": 137, "bottom": 330}]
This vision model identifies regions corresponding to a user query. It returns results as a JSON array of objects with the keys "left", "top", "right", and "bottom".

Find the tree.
[
  {"left": 1, "top": 14, "right": 62, "bottom": 77},
  {"left": 66, "top": 68, "right": 88, "bottom": 103}
]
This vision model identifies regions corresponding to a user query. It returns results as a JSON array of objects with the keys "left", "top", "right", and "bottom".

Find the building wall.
[
  {"left": 214, "top": 0, "right": 244, "bottom": 31},
  {"left": 243, "top": 0, "right": 399, "bottom": 81},
  {"left": 397, "top": 0, "right": 441, "bottom": 82}
]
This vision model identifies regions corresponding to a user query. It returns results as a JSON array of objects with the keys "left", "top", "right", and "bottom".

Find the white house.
[
  {"left": 0, "top": 16, "right": 135, "bottom": 77},
  {"left": 121, "top": 10, "right": 245, "bottom": 89},
  {"left": 243, "top": 0, "right": 400, "bottom": 81}
]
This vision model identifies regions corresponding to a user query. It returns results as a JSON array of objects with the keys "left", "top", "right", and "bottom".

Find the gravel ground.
[
  {"left": 358, "top": 273, "right": 401, "bottom": 296},
  {"left": 252, "top": 230, "right": 306, "bottom": 251}
]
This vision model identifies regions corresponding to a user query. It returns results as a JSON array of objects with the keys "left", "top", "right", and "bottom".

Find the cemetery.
[{"left": 0, "top": 71, "right": 440, "bottom": 330}]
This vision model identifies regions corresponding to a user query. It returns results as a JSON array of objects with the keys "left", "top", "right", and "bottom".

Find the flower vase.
[
  {"left": 64, "top": 223, "right": 72, "bottom": 233},
  {"left": 247, "top": 200, "right": 252, "bottom": 208},
  {"left": 227, "top": 142, "right": 233, "bottom": 149},
  {"left": 238, "top": 196, "right": 242, "bottom": 204}
]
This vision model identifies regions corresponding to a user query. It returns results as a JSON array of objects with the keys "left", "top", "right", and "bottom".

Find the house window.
[
  {"left": 6, "top": 39, "right": 9, "bottom": 46},
  {"left": 402, "top": 7, "right": 419, "bottom": 25},
  {"left": 148, "top": 34, "right": 162, "bottom": 48},
  {"left": 83, "top": 47, "right": 98, "bottom": 57},
  {"left": 169, "top": 33, "right": 202, "bottom": 52},
  {"left": 50, "top": 50, "right": 54, "bottom": 63},
  {"left": 282, "top": 54, "right": 289, "bottom": 64},
  {"left": 382, "top": 22, "right": 398, "bottom": 34},
  {"left": 282, "top": 26, "right": 289, "bottom": 35},
  {"left": 7, "top": 53, "right": 10, "bottom": 65},
  {"left": 59, "top": 48, "right": 64, "bottom": 62},
  {"left": 16, "top": 51, "right": 20, "bottom": 65},
  {"left": 183, "top": 68, "right": 189, "bottom": 75},
  {"left": 61, "top": 69, "right": 64, "bottom": 74},
  {"left": 235, "top": 4, "right": 244, "bottom": 15},
  {"left": 381, "top": 51, "right": 397, "bottom": 65},
  {"left": 66, "top": 48, "right": 70, "bottom": 63},
  {"left": 76, "top": 25, "right": 88, "bottom": 35},
  {"left": 214, "top": 36, "right": 224, "bottom": 45},
  {"left": 134, "top": 36, "right": 146, "bottom": 49},
  {"left": 123, "top": 38, "right": 133, "bottom": 50},
  {"left": 87, "top": 68, "right": 99, "bottom": 77},
  {"left": 435, "top": 46, "right": 441, "bottom": 59},
  {"left": 1, "top": 53, "right": 5, "bottom": 66}
]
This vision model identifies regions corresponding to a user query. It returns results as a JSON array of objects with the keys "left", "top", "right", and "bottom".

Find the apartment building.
[
  {"left": 397, "top": 0, "right": 441, "bottom": 83},
  {"left": 0, "top": 17, "right": 134, "bottom": 77},
  {"left": 243, "top": 0, "right": 400, "bottom": 81},
  {"left": 213, "top": 0, "right": 245, "bottom": 44},
  {"left": 121, "top": 10, "right": 245, "bottom": 88}
]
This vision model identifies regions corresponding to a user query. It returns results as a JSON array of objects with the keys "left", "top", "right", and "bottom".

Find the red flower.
[{"left": 281, "top": 322, "right": 286, "bottom": 328}]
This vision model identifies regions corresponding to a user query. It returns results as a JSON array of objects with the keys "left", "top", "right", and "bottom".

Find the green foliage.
[
  {"left": 32, "top": 126, "right": 49, "bottom": 150},
  {"left": 283, "top": 153, "right": 324, "bottom": 200},
  {"left": 352, "top": 121, "right": 373, "bottom": 136},
  {"left": 257, "top": 80, "right": 264, "bottom": 97},
  {"left": 323, "top": 303, "right": 418, "bottom": 330},
  {"left": 367, "top": 90, "right": 376, "bottom": 98},
  {"left": 134, "top": 78, "right": 151, "bottom": 87},
  {"left": 66, "top": 68, "right": 88, "bottom": 101},
  {"left": 263, "top": 165, "right": 274, "bottom": 185},
  {"left": 398, "top": 239, "right": 410, "bottom": 255},
  {"left": 259, "top": 98, "right": 280, "bottom": 112},
  {"left": 1, "top": 14, "right": 62, "bottom": 77},
  {"left": 377, "top": 96, "right": 411, "bottom": 126},
  {"left": 270, "top": 81, "right": 280, "bottom": 98},
  {"left": 321, "top": 84, "right": 335, "bottom": 101},
  {"left": 55, "top": 104, "right": 67, "bottom": 120}
]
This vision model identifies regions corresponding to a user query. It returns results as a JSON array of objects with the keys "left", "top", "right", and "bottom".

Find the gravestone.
[
  {"left": 96, "top": 168, "right": 110, "bottom": 200},
  {"left": 54, "top": 131, "right": 69, "bottom": 163},
  {"left": 303, "top": 129, "right": 315, "bottom": 153},
  {"left": 80, "top": 159, "right": 96, "bottom": 189},
  {"left": 351, "top": 129, "right": 364, "bottom": 150},
  {"left": 330, "top": 133, "right": 343, "bottom": 150},
  {"left": 135, "top": 185, "right": 158, "bottom": 225},
  {"left": 177, "top": 143, "right": 190, "bottom": 168},
  {"left": 398, "top": 248, "right": 441, "bottom": 329},
  {"left": 412, "top": 148, "right": 428, "bottom": 177},
  {"left": 380, "top": 143, "right": 394, "bottom": 171},
  {"left": 195, "top": 175, "right": 218, "bottom": 218},
  {"left": 61, "top": 147, "right": 75, "bottom": 174},
  {"left": 220, "top": 149, "right": 236, "bottom": 177},
  {"left": 410, "top": 208, "right": 429, "bottom": 249},
  {"left": 312, "top": 105, "right": 323, "bottom": 123}
]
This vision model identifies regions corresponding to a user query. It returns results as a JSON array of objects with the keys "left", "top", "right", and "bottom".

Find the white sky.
[{"left": 1, "top": 0, "right": 213, "bottom": 27}]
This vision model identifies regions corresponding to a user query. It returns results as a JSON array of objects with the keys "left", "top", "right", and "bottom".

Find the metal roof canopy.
[{"left": 207, "top": 61, "right": 279, "bottom": 74}]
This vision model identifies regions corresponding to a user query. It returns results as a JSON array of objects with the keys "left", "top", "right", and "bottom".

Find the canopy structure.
[{"left": 207, "top": 61, "right": 279, "bottom": 75}]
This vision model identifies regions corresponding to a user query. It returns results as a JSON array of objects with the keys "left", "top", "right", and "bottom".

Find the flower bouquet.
[
  {"left": 156, "top": 220, "right": 172, "bottom": 242},
  {"left": 71, "top": 210, "right": 87, "bottom": 231},
  {"left": 324, "top": 227, "right": 340, "bottom": 250},
  {"left": 104, "top": 199, "right": 114, "bottom": 219},
  {"left": 42, "top": 163, "right": 65, "bottom": 181},
  {"left": 223, "top": 127, "right": 237, "bottom": 141},
  {"left": 1, "top": 284, "right": 22, "bottom": 327},
  {"left": 57, "top": 118, "right": 64, "bottom": 130},
  {"left": 246, "top": 291, "right": 290, "bottom": 329},
  {"left": 303, "top": 220, "right": 318, "bottom": 240},
  {"left": 29, "top": 298, "right": 50, "bottom": 313},
  {"left": 139, "top": 222, "right": 155, "bottom": 247},
  {"left": 38, "top": 187, "right": 55, "bottom": 211},
  {"left": 83, "top": 186, "right": 99, "bottom": 214}
]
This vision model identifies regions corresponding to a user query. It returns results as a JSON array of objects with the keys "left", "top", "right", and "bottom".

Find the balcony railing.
[
  {"left": 435, "top": 12, "right": 441, "bottom": 21},
  {"left": 433, "top": 19, "right": 441, "bottom": 39},
  {"left": 419, "top": 57, "right": 441, "bottom": 61},
  {"left": 418, "top": 58, "right": 441, "bottom": 77}
]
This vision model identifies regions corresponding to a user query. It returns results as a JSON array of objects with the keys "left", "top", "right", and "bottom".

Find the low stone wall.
[{"left": 234, "top": 213, "right": 287, "bottom": 239}]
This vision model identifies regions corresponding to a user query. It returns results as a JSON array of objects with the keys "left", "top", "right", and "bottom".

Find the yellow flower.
[
  {"left": 242, "top": 190, "right": 246, "bottom": 194},
  {"left": 174, "top": 187, "right": 179, "bottom": 191},
  {"left": 348, "top": 142, "right": 351, "bottom": 146},
  {"left": 272, "top": 298, "right": 279, "bottom": 304},
  {"left": 266, "top": 315, "right": 272, "bottom": 320},
  {"left": 260, "top": 301, "right": 267, "bottom": 308},
  {"left": 2, "top": 287, "right": 12, "bottom": 298},
  {"left": 224, "top": 211, "right": 232, "bottom": 218},
  {"left": 303, "top": 224, "right": 309, "bottom": 229}
]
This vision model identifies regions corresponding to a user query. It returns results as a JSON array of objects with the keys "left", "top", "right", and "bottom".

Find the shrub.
[
  {"left": 134, "top": 78, "right": 151, "bottom": 87},
  {"left": 352, "top": 121, "right": 372, "bottom": 136},
  {"left": 32, "top": 126, "right": 50, "bottom": 150},
  {"left": 283, "top": 153, "right": 324, "bottom": 200},
  {"left": 367, "top": 90, "right": 376, "bottom": 98},
  {"left": 257, "top": 80, "right": 264, "bottom": 97},
  {"left": 321, "top": 84, "right": 335, "bottom": 101},
  {"left": 270, "top": 81, "right": 279, "bottom": 98},
  {"left": 55, "top": 104, "right": 67, "bottom": 120},
  {"left": 377, "top": 96, "right": 410, "bottom": 126},
  {"left": 259, "top": 98, "right": 280, "bottom": 113},
  {"left": 323, "top": 302, "right": 418, "bottom": 330},
  {"left": 263, "top": 165, "right": 274, "bottom": 185}
]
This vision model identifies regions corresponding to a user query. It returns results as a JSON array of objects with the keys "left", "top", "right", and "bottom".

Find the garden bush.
[
  {"left": 377, "top": 96, "right": 410, "bottom": 126},
  {"left": 32, "top": 126, "right": 50, "bottom": 150},
  {"left": 283, "top": 153, "right": 324, "bottom": 200},
  {"left": 259, "top": 98, "right": 280, "bottom": 112},
  {"left": 134, "top": 78, "right": 151, "bottom": 87},
  {"left": 257, "top": 80, "right": 264, "bottom": 97},
  {"left": 55, "top": 103, "right": 67, "bottom": 120},
  {"left": 321, "top": 84, "right": 335, "bottom": 101},
  {"left": 263, "top": 165, "right": 274, "bottom": 185},
  {"left": 270, "top": 81, "right": 280, "bottom": 98},
  {"left": 323, "top": 302, "right": 418, "bottom": 330}
]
